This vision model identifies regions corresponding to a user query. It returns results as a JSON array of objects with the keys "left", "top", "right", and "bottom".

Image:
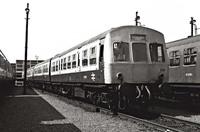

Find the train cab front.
[{"left": 104, "top": 26, "right": 169, "bottom": 110}]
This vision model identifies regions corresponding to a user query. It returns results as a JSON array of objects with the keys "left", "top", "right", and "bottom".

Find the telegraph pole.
[{"left": 23, "top": 3, "right": 30, "bottom": 94}]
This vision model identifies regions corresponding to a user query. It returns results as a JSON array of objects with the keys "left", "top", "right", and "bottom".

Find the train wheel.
[
  {"left": 107, "top": 98, "right": 114, "bottom": 110},
  {"left": 119, "top": 94, "right": 128, "bottom": 110},
  {"left": 92, "top": 94, "right": 99, "bottom": 105}
]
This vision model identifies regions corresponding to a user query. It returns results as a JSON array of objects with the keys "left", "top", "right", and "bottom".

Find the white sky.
[{"left": 0, "top": 0, "right": 199, "bottom": 63}]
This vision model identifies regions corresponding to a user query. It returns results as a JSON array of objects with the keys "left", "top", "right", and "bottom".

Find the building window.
[
  {"left": 90, "top": 47, "right": 96, "bottom": 65},
  {"left": 184, "top": 47, "right": 197, "bottom": 65},
  {"left": 82, "top": 50, "right": 88, "bottom": 66},
  {"left": 169, "top": 50, "right": 180, "bottom": 67},
  {"left": 16, "top": 73, "right": 22, "bottom": 78},
  {"left": 17, "top": 65, "right": 23, "bottom": 68}
]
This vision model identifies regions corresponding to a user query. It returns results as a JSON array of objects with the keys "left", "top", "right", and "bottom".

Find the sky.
[{"left": 0, "top": 0, "right": 200, "bottom": 63}]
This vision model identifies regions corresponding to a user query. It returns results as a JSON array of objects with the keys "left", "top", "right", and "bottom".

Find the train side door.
[
  {"left": 99, "top": 44, "right": 104, "bottom": 71},
  {"left": 99, "top": 38, "right": 105, "bottom": 83}
]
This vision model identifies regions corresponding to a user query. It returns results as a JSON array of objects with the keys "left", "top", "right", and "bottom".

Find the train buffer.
[{"left": 0, "top": 86, "right": 81, "bottom": 132}]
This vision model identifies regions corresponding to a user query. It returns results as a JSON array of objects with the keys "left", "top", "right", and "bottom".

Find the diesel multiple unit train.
[
  {"left": 27, "top": 25, "right": 169, "bottom": 110},
  {"left": 166, "top": 34, "right": 200, "bottom": 103},
  {"left": 0, "top": 50, "right": 14, "bottom": 86}
]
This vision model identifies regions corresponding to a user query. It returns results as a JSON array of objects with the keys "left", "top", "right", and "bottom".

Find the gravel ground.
[{"left": 34, "top": 89, "right": 147, "bottom": 132}]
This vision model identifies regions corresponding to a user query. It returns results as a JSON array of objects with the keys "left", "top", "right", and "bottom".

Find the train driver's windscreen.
[
  {"left": 132, "top": 43, "right": 148, "bottom": 62},
  {"left": 149, "top": 43, "right": 165, "bottom": 62},
  {"left": 113, "top": 42, "right": 130, "bottom": 62}
]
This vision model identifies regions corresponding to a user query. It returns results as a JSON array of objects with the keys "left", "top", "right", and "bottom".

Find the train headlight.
[{"left": 116, "top": 72, "right": 123, "bottom": 80}]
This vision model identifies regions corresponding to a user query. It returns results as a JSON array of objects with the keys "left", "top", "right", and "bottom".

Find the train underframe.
[
  {"left": 27, "top": 80, "right": 159, "bottom": 111},
  {"left": 161, "top": 83, "right": 200, "bottom": 103}
]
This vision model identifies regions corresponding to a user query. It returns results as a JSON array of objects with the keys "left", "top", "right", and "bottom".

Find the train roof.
[
  {"left": 53, "top": 28, "right": 114, "bottom": 58},
  {"left": 166, "top": 34, "right": 200, "bottom": 48},
  {"left": 52, "top": 25, "right": 163, "bottom": 59}
]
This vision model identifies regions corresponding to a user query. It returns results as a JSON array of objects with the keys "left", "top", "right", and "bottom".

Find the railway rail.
[
  {"left": 95, "top": 108, "right": 200, "bottom": 132},
  {"left": 155, "top": 114, "right": 200, "bottom": 131}
]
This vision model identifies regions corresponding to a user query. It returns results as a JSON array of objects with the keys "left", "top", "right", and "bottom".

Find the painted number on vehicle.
[{"left": 186, "top": 73, "right": 193, "bottom": 76}]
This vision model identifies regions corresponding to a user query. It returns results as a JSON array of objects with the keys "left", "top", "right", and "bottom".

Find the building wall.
[{"left": 15, "top": 60, "right": 43, "bottom": 86}]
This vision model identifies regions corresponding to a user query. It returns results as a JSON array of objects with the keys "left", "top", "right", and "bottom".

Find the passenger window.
[
  {"left": 132, "top": 43, "right": 147, "bottom": 62},
  {"left": 38, "top": 67, "right": 42, "bottom": 74},
  {"left": 67, "top": 56, "right": 71, "bottom": 69},
  {"left": 63, "top": 58, "right": 66, "bottom": 70},
  {"left": 52, "top": 62, "right": 55, "bottom": 72},
  {"left": 149, "top": 43, "right": 165, "bottom": 62},
  {"left": 42, "top": 66, "right": 45, "bottom": 73},
  {"left": 82, "top": 50, "right": 88, "bottom": 66},
  {"left": 72, "top": 54, "right": 76, "bottom": 68},
  {"left": 184, "top": 47, "right": 197, "bottom": 65},
  {"left": 56, "top": 61, "right": 58, "bottom": 71},
  {"left": 113, "top": 42, "right": 130, "bottom": 62},
  {"left": 169, "top": 50, "right": 180, "bottom": 67},
  {"left": 46, "top": 66, "right": 49, "bottom": 73},
  {"left": 61, "top": 59, "right": 63, "bottom": 70},
  {"left": 90, "top": 47, "right": 96, "bottom": 65}
]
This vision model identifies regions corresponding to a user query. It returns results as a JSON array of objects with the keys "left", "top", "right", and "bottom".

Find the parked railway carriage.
[
  {"left": 27, "top": 26, "right": 169, "bottom": 110},
  {"left": 0, "top": 50, "right": 14, "bottom": 86},
  {"left": 166, "top": 35, "right": 200, "bottom": 102}
]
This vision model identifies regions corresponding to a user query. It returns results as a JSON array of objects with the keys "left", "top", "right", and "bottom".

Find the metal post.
[
  {"left": 23, "top": 3, "right": 30, "bottom": 94},
  {"left": 190, "top": 17, "right": 196, "bottom": 37},
  {"left": 135, "top": 11, "right": 140, "bottom": 26}
]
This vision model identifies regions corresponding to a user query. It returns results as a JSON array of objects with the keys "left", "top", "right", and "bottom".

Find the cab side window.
[{"left": 113, "top": 42, "right": 130, "bottom": 62}]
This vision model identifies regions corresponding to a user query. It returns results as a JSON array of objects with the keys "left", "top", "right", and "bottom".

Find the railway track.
[
  {"left": 67, "top": 98, "right": 200, "bottom": 132},
  {"left": 97, "top": 108, "right": 200, "bottom": 132},
  {"left": 155, "top": 114, "right": 200, "bottom": 131},
  {"left": 36, "top": 88, "right": 200, "bottom": 132}
]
